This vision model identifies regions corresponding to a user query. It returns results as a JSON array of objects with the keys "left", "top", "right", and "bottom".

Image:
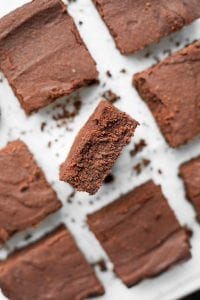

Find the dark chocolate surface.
[
  {"left": 0, "top": 140, "right": 62, "bottom": 243},
  {"left": 88, "top": 181, "right": 191, "bottom": 287},
  {"left": 180, "top": 156, "right": 200, "bottom": 221},
  {"left": 0, "top": 0, "right": 98, "bottom": 114},
  {"left": 93, "top": 0, "right": 200, "bottom": 54},
  {"left": 60, "top": 100, "right": 138, "bottom": 194},
  {"left": 134, "top": 41, "right": 200, "bottom": 148},
  {"left": 0, "top": 226, "right": 104, "bottom": 300}
]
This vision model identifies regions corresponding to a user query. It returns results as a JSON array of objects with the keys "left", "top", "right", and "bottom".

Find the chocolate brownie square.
[
  {"left": 180, "top": 156, "right": 200, "bottom": 221},
  {"left": 134, "top": 41, "right": 200, "bottom": 148},
  {"left": 0, "top": 0, "right": 98, "bottom": 114},
  {"left": 0, "top": 140, "right": 62, "bottom": 243},
  {"left": 0, "top": 226, "right": 104, "bottom": 300},
  {"left": 88, "top": 181, "right": 191, "bottom": 287},
  {"left": 60, "top": 100, "right": 139, "bottom": 194},
  {"left": 93, "top": 0, "right": 200, "bottom": 54}
]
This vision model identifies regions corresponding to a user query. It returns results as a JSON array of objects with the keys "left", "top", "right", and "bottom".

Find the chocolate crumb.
[
  {"left": 67, "top": 190, "right": 76, "bottom": 204},
  {"left": 130, "top": 139, "right": 147, "bottom": 157},
  {"left": 133, "top": 163, "right": 142, "bottom": 175},
  {"left": 92, "top": 259, "right": 107, "bottom": 272},
  {"left": 106, "top": 70, "right": 112, "bottom": 78},
  {"left": 102, "top": 90, "right": 120, "bottom": 104},
  {"left": 47, "top": 141, "right": 52, "bottom": 148},
  {"left": 184, "top": 226, "right": 193, "bottom": 238},
  {"left": 40, "top": 122, "right": 46, "bottom": 132},
  {"left": 104, "top": 173, "right": 115, "bottom": 184},
  {"left": 143, "top": 159, "right": 150, "bottom": 167},
  {"left": 79, "top": 21, "right": 83, "bottom": 26},
  {"left": 120, "top": 68, "right": 126, "bottom": 73}
]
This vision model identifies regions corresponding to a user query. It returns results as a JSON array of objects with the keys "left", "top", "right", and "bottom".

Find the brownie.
[
  {"left": 60, "top": 100, "right": 139, "bottom": 194},
  {"left": 0, "top": 226, "right": 104, "bottom": 300},
  {"left": 0, "top": 140, "right": 62, "bottom": 243},
  {"left": 180, "top": 156, "right": 200, "bottom": 221},
  {"left": 133, "top": 41, "right": 200, "bottom": 148},
  {"left": 93, "top": 0, "right": 200, "bottom": 54},
  {"left": 0, "top": 0, "right": 98, "bottom": 114},
  {"left": 88, "top": 181, "right": 191, "bottom": 287}
]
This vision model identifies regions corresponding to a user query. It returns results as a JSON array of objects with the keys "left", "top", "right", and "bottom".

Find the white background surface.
[{"left": 0, "top": 1, "right": 200, "bottom": 299}]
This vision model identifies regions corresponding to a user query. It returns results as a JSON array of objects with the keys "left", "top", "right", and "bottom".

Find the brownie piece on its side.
[
  {"left": 133, "top": 41, "right": 200, "bottom": 148},
  {"left": 0, "top": 140, "right": 62, "bottom": 243},
  {"left": 180, "top": 156, "right": 200, "bottom": 221},
  {"left": 88, "top": 181, "right": 191, "bottom": 287},
  {"left": 0, "top": 226, "right": 104, "bottom": 300},
  {"left": 93, "top": 0, "right": 200, "bottom": 55},
  {"left": 60, "top": 100, "right": 139, "bottom": 194},
  {"left": 0, "top": 0, "right": 98, "bottom": 114}
]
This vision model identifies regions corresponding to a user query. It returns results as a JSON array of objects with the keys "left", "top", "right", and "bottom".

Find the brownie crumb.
[
  {"left": 133, "top": 158, "right": 150, "bottom": 175},
  {"left": 102, "top": 90, "right": 120, "bottom": 104},
  {"left": 106, "top": 70, "right": 112, "bottom": 78},
  {"left": 40, "top": 122, "right": 46, "bottom": 132},
  {"left": 120, "top": 69, "right": 126, "bottom": 74},
  {"left": 52, "top": 99, "right": 82, "bottom": 121},
  {"left": 79, "top": 21, "right": 83, "bottom": 26},
  {"left": 92, "top": 259, "right": 107, "bottom": 272},
  {"left": 184, "top": 226, "right": 193, "bottom": 238},
  {"left": 104, "top": 173, "right": 115, "bottom": 184},
  {"left": 158, "top": 169, "right": 162, "bottom": 174},
  {"left": 47, "top": 141, "right": 52, "bottom": 148},
  {"left": 130, "top": 139, "right": 147, "bottom": 157},
  {"left": 24, "top": 233, "right": 32, "bottom": 241},
  {"left": 67, "top": 190, "right": 76, "bottom": 204}
]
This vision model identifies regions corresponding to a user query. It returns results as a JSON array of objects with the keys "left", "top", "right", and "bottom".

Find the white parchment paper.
[{"left": 0, "top": 1, "right": 200, "bottom": 299}]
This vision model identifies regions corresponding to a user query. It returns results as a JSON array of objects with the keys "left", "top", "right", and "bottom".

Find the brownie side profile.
[
  {"left": 60, "top": 100, "right": 139, "bottom": 195},
  {"left": 93, "top": 0, "right": 200, "bottom": 54},
  {"left": 88, "top": 181, "right": 191, "bottom": 287},
  {"left": 180, "top": 156, "right": 200, "bottom": 221},
  {"left": 0, "top": 226, "right": 104, "bottom": 300},
  {"left": 0, "top": 0, "right": 98, "bottom": 114},
  {"left": 0, "top": 140, "right": 62, "bottom": 243},
  {"left": 133, "top": 41, "right": 200, "bottom": 148}
]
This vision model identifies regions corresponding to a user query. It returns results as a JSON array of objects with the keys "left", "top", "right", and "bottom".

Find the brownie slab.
[
  {"left": 180, "top": 156, "right": 200, "bottom": 221},
  {"left": 93, "top": 0, "right": 200, "bottom": 54},
  {"left": 0, "top": 0, "right": 98, "bottom": 114},
  {"left": 88, "top": 181, "right": 191, "bottom": 287},
  {"left": 0, "top": 226, "right": 104, "bottom": 300},
  {"left": 60, "top": 100, "right": 139, "bottom": 194},
  {"left": 134, "top": 41, "right": 200, "bottom": 148},
  {"left": 0, "top": 140, "right": 62, "bottom": 243}
]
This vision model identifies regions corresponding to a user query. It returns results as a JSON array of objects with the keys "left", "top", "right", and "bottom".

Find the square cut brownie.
[
  {"left": 88, "top": 181, "right": 191, "bottom": 287},
  {"left": 60, "top": 100, "right": 139, "bottom": 194},
  {"left": 0, "top": 0, "right": 98, "bottom": 114},
  {"left": 180, "top": 156, "right": 200, "bottom": 221},
  {"left": 0, "top": 140, "right": 62, "bottom": 243},
  {"left": 134, "top": 41, "right": 200, "bottom": 148},
  {"left": 93, "top": 0, "right": 200, "bottom": 54},
  {"left": 0, "top": 226, "right": 104, "bottom": 300}
]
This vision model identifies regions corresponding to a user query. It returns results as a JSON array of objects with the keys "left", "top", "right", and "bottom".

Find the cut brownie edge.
[
  {"left": 0, "top": 0, "right": 98, "bottom": 114},
  {"left": 0, "top": 140, "right": 62, "bottom": 243},
  {"left": 0, "top": 225, "right": 104, "bottom": 300},
  {"left": 180, "top": 156, "right": 200, "bottom": 222},
  {"left": 60, "top": 100, "right": 139, "bottom": 194},
  {"left": 133, "top": 41, "right": 200, "bottom": 148},
  {"left": 88, "top": 180, "right": 191, "bottom": 287}
]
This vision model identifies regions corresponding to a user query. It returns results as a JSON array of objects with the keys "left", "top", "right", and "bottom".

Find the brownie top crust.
[
  {"left": 60, "top": 100, "right": 139, "bottom": 194},
  {"left": 88, "top": 180, "right": 191, "bottom": 287},
  {"left": 134, "top": 41, "right": 200, "bottom": 148},
  {"left": 0, "top": 226, "right": 104, "bottom": 300},
  {"left": 93, "top": 0, "right": 200, "bottom": 54},
  {"left": 0, "top": 0, "right": 98, "bottom": 114},
  {"left": 180, "top": 156, "right": 200, "bottom": 221},
  {"left": 0, "top": 140, "right": 62, "bottom": 243}
]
